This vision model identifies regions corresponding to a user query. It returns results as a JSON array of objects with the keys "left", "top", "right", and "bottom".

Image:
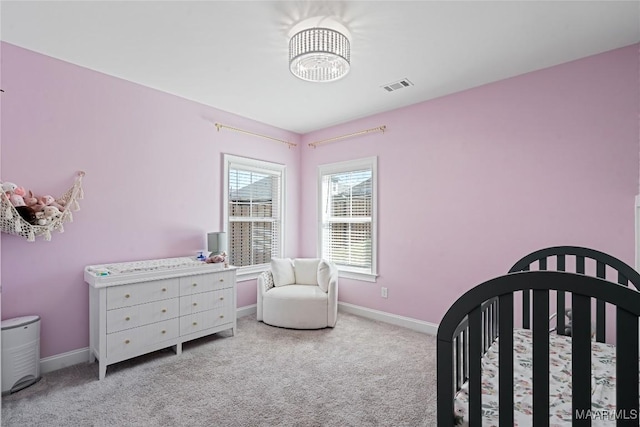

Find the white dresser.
[{"left": 85, "top": 257, "right": 236, "bottom": 380}]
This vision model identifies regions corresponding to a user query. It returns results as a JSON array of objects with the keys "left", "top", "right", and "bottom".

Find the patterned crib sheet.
[{"left": 454, "top": 328, "right": 638, "bottom": 426}]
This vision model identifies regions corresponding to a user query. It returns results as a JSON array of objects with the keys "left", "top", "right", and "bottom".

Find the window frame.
[
  {"left": 317, "top": 156, "right": 378, "bottom": 282},
  {"left": 223, "top": 154, "right": 286, "bottom": 280}
]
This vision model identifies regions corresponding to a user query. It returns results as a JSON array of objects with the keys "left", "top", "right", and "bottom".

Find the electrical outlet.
[{"left": 381, "top": 287, "right": 388, "bottom": 298}]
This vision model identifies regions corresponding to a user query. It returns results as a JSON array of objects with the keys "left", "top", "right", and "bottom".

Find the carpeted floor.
[{"left": 2, "top": 312, "right": 437, "bottom": 426}]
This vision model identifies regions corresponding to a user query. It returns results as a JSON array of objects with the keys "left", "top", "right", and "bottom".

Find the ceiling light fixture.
[{"left": 289, "top": 18, "right": 351, "bottom": 83}]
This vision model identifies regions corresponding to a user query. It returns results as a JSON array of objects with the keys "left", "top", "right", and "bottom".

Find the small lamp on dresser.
[
  {"left": 207, "top": 232, "right": 228, "bottom": 268},
  {"left": 207, "top": 232, "right": 227, "bottom": 257}
]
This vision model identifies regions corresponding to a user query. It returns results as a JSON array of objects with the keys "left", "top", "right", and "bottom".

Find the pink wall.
[
  {"left": 0, "top": 42, "right": 301, "bottom": 358},
  {"left": 299, "top": 44, "right": 640, "bottom": 325},
  {"left": 0, "top": 43, "right": 3, "bottom": 332},
  {"left": 1, "top": 42, "right": 638, "bottom": 360}
]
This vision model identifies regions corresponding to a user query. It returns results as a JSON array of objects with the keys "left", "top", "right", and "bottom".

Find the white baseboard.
[
  {"left": 40, "top": 347, "right": 90, "bottom": 375},
  {"left": 237, "top": 304, "right": 256, "bottom": 318},
  {"left": 39, "top": 306, "right": 259, "bottom": 374},
  {"left": 39, "top": 304, "right": 431, "bottom": 374},
  {"left": 338, "top": 302, "right": 438, "bottom": 335}
]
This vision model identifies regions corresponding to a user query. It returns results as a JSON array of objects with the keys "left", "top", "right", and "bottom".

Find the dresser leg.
[
  {"left": 89, "top": 351, "right": 95, "bottom": 364},
  {"left": 99, "top": 363, "right": 107, "bottom": 380},
  {"left": 173, "top": 343, "right": 182, "bottom": 355}
]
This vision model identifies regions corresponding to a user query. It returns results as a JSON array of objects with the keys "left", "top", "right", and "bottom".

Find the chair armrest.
[{"left": 256, "top": 270, "right": 274, "bottom": 321}]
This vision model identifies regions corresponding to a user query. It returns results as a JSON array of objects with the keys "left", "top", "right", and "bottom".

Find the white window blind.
[
  {"left": 319, "top": 157, "right": 377, "bottom": 280},
  {"left": 224, "top": 155, "right": 285, "bottom": 269}
]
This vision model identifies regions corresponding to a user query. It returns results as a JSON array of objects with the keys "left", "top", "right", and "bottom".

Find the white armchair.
[{"left": 257, "top": 258, "right": 338, "bottom": 329}]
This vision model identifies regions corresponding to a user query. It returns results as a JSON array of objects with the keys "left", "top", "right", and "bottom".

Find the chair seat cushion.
[{"left": 262, "top": 285, "right": 328, "bottom": 329}]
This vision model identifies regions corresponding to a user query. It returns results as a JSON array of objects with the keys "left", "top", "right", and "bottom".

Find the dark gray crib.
[{"left": 436, "top": 246, "right": 640, "bottom": 426}]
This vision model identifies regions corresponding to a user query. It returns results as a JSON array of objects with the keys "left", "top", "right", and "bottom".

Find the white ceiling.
[{"left": 1, "top": 1, "right": 639, "bottom": 134}]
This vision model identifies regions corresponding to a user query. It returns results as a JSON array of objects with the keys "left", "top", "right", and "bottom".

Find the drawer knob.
[
  {"left": 192, "top": 322, "right": 197, "bottom": 326},
  {"left": 219, "top": 315, "right": 224, "bottom": 319},
  {"left": 192, "top": 283, "right": 197, "bottom": 287},
  {"left": 161, "top": 330, "right": 166, "bottom": 334},
  {"left": 125, "top": 316, "right": 131, "bottom": 321},
  {"left": 162, "top": 287, "right": 167, "bottom": 292},
  {"left": 125, "top": 294, "right": 131, "bottom": 298},
  {"left": 219, "top": 297, "right": 224, "bottom": 301},
  {"left": 193, "top": 302, "right": 197, "bottom": 306},
  {"left": 161, "top": 308, "right": 167, "bottom": 313},
  {"left": 125, "top": 339, "right": 130, "bottom": 344},
  {"left": 219, "top": 279, "right": 224, "bottom": 282}
]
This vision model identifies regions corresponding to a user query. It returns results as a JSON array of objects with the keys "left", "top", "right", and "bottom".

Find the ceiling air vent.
[{"left": 382, "top": 78, "right": 414, "bottom": 92}]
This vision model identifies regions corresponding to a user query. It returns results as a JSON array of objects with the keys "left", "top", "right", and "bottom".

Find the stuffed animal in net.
[
  {"left": 42, "top": 205, "right": 62, "bottom": 223},
  {"left": 35, "top": 205, "right": 62, "bottom": 225},
  {"left": 15, "top": 206, "right": 38, "bottom": 225},
  {"left": 39, "top": 195, "right": 66, "bottom": 211},
  {"left": 1, "top": 182, "right": 17, "bottom": 194}
]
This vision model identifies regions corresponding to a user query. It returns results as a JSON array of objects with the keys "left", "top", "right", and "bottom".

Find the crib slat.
[
  {"left": 616, "top": 308, "right": 639, "bottom": 427},
  {"left": 617, "top": 271, "right": 628, "bottom": 287},
  {"left": 485, "top": 307, "right": 490, "bottom": 351},
  {"left": 593, "top": 262, "right": 606, "bottom": 343},
  {"left": 455, "top": 336, "right": 461, "bottom": 391},
  {"left": 483, "top": 311, "right": 488, "bottom": 352},
  {"left": 557, "top": 254, "right": 566, "bottom": 271},
  {"left": 462, "top": 328, "right": 468, "bottom": 383},
  {"left": 595, "top": 299, "right": 605, "bottom": 343},
  {"left": 498, "top": 293, "right": 514, "bottom": 427},
  {"left": 572, "top": 294, "right": 591, "bottom": 426},
  {"left": 533, "top": 290, "right": 550, "bottom": 427},
  {"left": 523, "top": 291, "right": 530, "bottom": 329},
  {"left": 494, "top": 299, "right": 499, "bottom": 340},
  {"left": 468, "top": 306, "right": 482, "bottom": 426},
  {"left": 436, "top": 335, "right": 454, "bottom": 426},
  {"left": 576, "top": 255, "right": 585, "bottom": 274},
  {"left": 557, "top": 256, "right": 566, "bottom": 335},
  {"left": 596, "top": 261, "right": 605, "bottom": 279},
  {"left": 539, "top": 258, "right": 547, "bottom": 270},
  {"left": 522, "top": 265, "right": 531, "bottom": 329}
]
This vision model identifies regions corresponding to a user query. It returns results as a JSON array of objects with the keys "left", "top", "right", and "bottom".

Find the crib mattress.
[{"left": 454, "top": 328, "right": 638, "bottom": 426}]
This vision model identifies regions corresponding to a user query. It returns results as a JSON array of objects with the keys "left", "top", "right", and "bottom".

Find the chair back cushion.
[
  {"left": 294, "top": 258, "right": 321, "bottom": 285},
  {"left": 271, "top": 258, "right": 296, "bottom": 287}
]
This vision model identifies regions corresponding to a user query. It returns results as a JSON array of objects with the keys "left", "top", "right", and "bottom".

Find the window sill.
[
  {"left": 338, "top": 269, "right": 378, "bottom": 283},
  {"left": 235, "top": 265, "right": 268, "bottom": 282},
  {"left": 234, "top": 264, "right": 377, "bottom": 283}
]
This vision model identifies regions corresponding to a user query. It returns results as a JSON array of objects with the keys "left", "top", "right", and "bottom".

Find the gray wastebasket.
[{"left": 1, "top": 315, "right": 41, "bottom": 394}]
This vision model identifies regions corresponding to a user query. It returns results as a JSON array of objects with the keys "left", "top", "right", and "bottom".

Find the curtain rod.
[
  {"left": 214, "top": 123, "right": 297, "bottom": 149},
  {"left": 308, "top": 125, "right": 386, "bottom": 148}
]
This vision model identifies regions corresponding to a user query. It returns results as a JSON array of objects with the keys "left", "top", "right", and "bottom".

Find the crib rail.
[
  {"left": 451, "top": 297, "right": 499, "bottom": 393},
  {"left": 509, "top": 246, "right": 640, "bottom": 343},
  {"left": 437, "top": 271, "right": 640, "bottom": 427}
]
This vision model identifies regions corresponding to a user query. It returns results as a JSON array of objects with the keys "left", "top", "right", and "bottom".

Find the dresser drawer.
[
  {"left": 107, "top": 298, "right": 179, "bottom": 333},
  {"left": 180, "top": 304, "right": 233, "bottom": 335},
  {"left": 179, "top": 288, "right": 232, "bottom": 315},
  {"left": 179, "top": 271, "right": 234, "bottom": 296},
  {"left": 107, "top": 278, "right": 179, "bottom": 309},
  {"left": 106, "top": 318, "right": 179, "bottom": 359}
]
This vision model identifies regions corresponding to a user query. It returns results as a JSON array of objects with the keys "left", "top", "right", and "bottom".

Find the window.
[
  {"left": 224, "top": 155, "right": 285, "bottom": 273},
  {"left": 318, "top": 157, "right": 377, "bottom": 282}
]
